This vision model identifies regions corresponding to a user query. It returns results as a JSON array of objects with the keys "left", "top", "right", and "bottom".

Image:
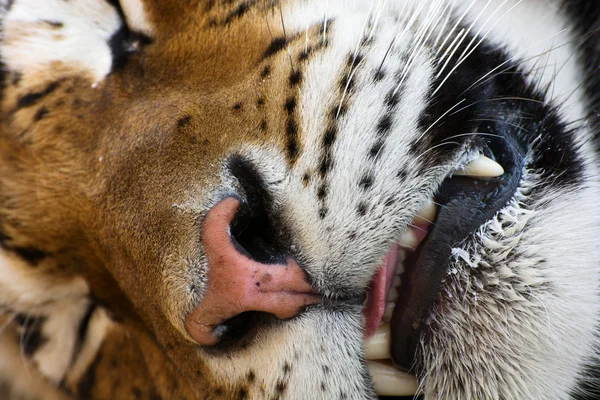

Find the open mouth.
[{"left": 363, "top": 135, "right": 524, "bottom": 396}]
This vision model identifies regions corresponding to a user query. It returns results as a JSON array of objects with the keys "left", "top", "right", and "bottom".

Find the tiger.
[{"left": 0, "top": 0, "right": 599, "bottom": 399}]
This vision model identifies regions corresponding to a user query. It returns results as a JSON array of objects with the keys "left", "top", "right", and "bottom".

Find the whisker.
[
  {"left": 415, "top": 98, "right": 467, "bottom": 143},
  {"left": 432, "top": 0, "right": 524, "bottom": 96}
]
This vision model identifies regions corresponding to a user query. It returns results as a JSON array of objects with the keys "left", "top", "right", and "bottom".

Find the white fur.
[{"left": 1, "top": 0, "right": 121, "bottom": 82}]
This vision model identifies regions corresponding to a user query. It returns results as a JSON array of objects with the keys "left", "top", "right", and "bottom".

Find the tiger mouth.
[{"left": 364, "top": 135, "right": 524, "bottom": 396}]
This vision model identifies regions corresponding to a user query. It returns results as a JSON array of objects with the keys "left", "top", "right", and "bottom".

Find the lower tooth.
[
  {"left": 386, "top": 286, "right": 398, "bottom": 302},
  {"left": 367, "top": 360, "right": 418, "bottom": 396},
  {"left": 383, "top": 302, "right": 394, "bottom": 321},
  {"left": 364, "top": 323, "right": 391, "bottom": 359}
]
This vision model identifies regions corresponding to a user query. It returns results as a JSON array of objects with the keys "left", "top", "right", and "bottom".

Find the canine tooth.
[
  {"left": 413, "top": 200, "right": 437, "bottom": 224},
  {"left": 364, "top": 323, "right": 391, "bottom": 359},
  {"left": 454, "top": 154, "right": 504, "bottom": 177},
  {"left": 368, "top": 360, "right": 418, "bottom": 396},
  {"left": 383, "top": 302, "right": 395, "bottom": 321},
  {"left": 398, "top": 229, "right": 417, "bottom": 249}
]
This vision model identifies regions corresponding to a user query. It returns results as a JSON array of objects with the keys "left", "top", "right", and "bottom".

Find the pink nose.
[{"left": 184, "top": 197, "right": 321, "bottom": 345}]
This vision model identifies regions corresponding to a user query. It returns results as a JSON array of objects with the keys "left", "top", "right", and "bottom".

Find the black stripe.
[
  {"left": 0, "top": 228, "right": 49, "bottom": 266},
  {"left": 562, "top": 0, "right": 600, "bottom": 156},
  {"left": 316, "top": 50, "right": 368, "bottom": 218},
  {"left": 77, "top": 351, "right": 102, "bottom": 399},
  {"left": 70, "top": 304, "right": 97, "bottom": 368},
  {"left": 412, "top": 27, "right": 583, "bottom": 189},
  {"left": 16, "top": 81, "right": 61, "bottom": 110},
  {"left": 20, "top": 315, "right": 48, "bottom": 357},
  {"left": 223, "top": 0, "right": 258, "bottom": 25},
  {"left": 559, "top": 4, "right": 600, "bottom": 397}
]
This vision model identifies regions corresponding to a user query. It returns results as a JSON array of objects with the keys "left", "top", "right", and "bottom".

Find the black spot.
[
  {"left": 384, "top": 196, "right": 396, "bottom": 207},
  {"left": 339, "top": 72, "right": 355, "bottom": 92},
  {"left": 317, "top": 184, "right": 327, "bottom": 199},
  {"left": 359, "top": 174, "right": 374, "bottom": 189},
  {"left": 283, "top": 362, "right": 291, "bottom": 374},
  {"left": 319, "top": 158, "right": 332, "bottom": 177},
  {"left": 373, "top": 69, "right": 386, "bottom": 81},
  {"left": 259, "top": 119, "right": 267, "bottom": 131},
  {"left": 329, "top": 103, "right": 348, "bottom": 120},
  {"left": 376, "top": 114, "right": 393, "bottom": 135},
  {"left": 232, "top": 102, "right": 243, "bottom": 111},
  {"left": 224, "top": 2, "right": 251, "bottom": 24},
  {"left": 298, "top": 49, "right": 310, "bottom": 62},
  {"left": 384, "top": 91, "right": 400, "bottom": 108},
  {"left": 397, "top": 169, "right": 408, "bottom": 180},
  {"left": 322, "top": 127, "right": 337, "bottom": 147},
  {"left": 237, "top": 388, "right": 248, "bottom": 399},
  {"left": 348, "top": 232, "right": 357, "bottom": 240},
  {"left": 318, "top": 207, "right": 327, "bottom": 219},
  {"left": 16, "top": 81, "right": 61, "bottom": 109},
  {"left": 285, "top": 119, "right": 299, "bottom": 161},
  {"left": 284, "top": 96, "right": 296, "bottom": 114},
  {"left": 321, "top": 382, "right": 327, "bottom": 391},
  {"left": 276, "top": 380, "right": 287, "bottom": 394},
  {"left": 302, "top": 172, "right": 310, "bottom": 186},
  {"left": 33, "top": 107, "right": 48, "bottom": 121},
  {"left": 247, "top": 370, "right": 256, "bottom": 383},
  {"left": 177, "top": 115, "right": 191, "bottom": 128},
  {"left": 262, "top": 37, "right": 287, "bottom": 59},
  {"left": 260, "top": 65, "right": 271, "bottom": 78},
  {"left": 44, "top": 20, "right": 64, "bottom": 28},
  {"left": 357, "top": 202, "right": 367, "bottom": 217},
  {"left": 369, "top": 140, "right": 384, "bottom": 159},
  {"left": 257, "top": 96, "right": 265, "bottom": 107},
  {"left": 289, "top": 70, "right": 302, "bottom": 87}
]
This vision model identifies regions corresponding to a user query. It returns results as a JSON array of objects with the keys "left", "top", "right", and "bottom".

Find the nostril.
[
  {"left": 228, "top": 154, "right": 287, "bottom": 265},
  {"left": 184, "top": 196, "right": 321, "bottom": 346},
  {"left": 230, "top": 202, "right": 286, "bottom": 265}
]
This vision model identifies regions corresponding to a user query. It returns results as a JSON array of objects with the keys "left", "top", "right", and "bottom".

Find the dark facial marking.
[
  {"left": 177, "top": 115, "right": 192, "bottom": 128},
  {"left": 16, "top": 81, "right": 61, "bottom": 110}
]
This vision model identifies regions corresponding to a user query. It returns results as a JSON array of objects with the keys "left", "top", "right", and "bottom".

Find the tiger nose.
[{"left": 184, "top": 197, "right": 321, "bottom": 346}]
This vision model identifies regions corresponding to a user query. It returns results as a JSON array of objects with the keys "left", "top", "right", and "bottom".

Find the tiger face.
[{"left": 1, "top": 0, "right": 599, "bottom": 399}]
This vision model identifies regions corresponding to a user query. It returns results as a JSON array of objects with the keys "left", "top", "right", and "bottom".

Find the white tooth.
[
  {"left": 383, "top": 302, "right": 395, "bottom": 321},
  {"left": 386, "top": 286, "right": 398, "bottom": 302},
  {"left": 398, "top": 249, "right": 407, "bottom": 262},
  {"left": 395, "top": 262, "right": 405, "bottom": 276},
  {"left": 368, "top": 360, "right": 418, "bottom": 396},
  {"left": 413, "top": 199, "right": 437, "bottom": 224},
  {"left": 454, "top": 154, "right": 504, "bottom": 177},
  {"left": 393, "top": 275, "right": 401, "bottom": 288},
  {"left": 364, "top": 323, "right": 391, "bottom": 360},
  {"left": 398, "top": 229, "right": 418, "bottom": 249}
]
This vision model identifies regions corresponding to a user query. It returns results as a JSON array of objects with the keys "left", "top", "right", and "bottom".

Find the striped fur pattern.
[{"left": 0, "top": 0, "right": 599, "bottom": 399}]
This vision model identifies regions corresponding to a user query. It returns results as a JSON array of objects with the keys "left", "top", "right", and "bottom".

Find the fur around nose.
[{"left": 184, "top": 197, "right": 321, "bottom": 345}]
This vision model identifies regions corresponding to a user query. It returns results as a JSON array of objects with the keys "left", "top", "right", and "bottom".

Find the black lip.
[{"left": 390, "top": 134, "right": 525, "bottom": 372}]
